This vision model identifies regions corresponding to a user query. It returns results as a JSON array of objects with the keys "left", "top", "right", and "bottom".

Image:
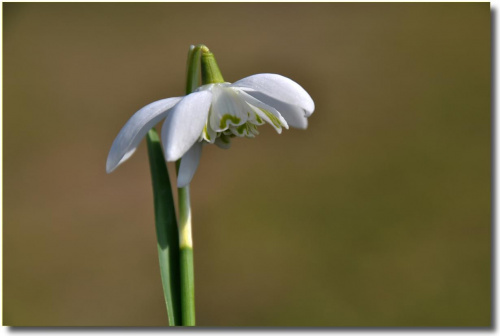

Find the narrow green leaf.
[{"left": 146, "top": 128, "right": 182, "bottom": 326}]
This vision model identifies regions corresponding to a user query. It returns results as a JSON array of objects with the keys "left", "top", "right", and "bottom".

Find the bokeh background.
[{"left": 3, "top": 3, "right": 491, "bottom": 327}]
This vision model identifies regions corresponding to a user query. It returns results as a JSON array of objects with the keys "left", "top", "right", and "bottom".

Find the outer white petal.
[
  {"left": 231, "top": 73, "right": 315, "bottom": 116},
  {"left": 177, "top": 142, "right": 203, "bottom": 188},
  {"left": 162, "top": 91, "right": 212, "bottom": 162},
  {"left": 106, "top": 97, "right": 182, "bottom": 173},
  {"left": 244, "top": 91, "right": 308, "bottom": 129}
]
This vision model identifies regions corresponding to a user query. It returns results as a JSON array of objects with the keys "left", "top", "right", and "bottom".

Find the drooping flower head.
[{"left": 107, "top": 46, "right": 315, "bottom": 187}]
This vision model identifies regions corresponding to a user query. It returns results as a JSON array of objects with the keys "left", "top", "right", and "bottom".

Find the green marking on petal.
[
  {"left": 219, "top": 114, "right": 241, "bottom": 129},
  {"left": 259, "top": 108, "right": 281, "bottom": 128},
  {"left": 254, "top": 114, "right": 263, "bottom": 124},
  {"left": 203, "top": 125, "right": 211, "bottom": 141},
  {"left": 248, "top": 123, "right": 258, "bottom": 135},
  {"left": 236, "top": 123, "right": 247, "bottom": 135}
]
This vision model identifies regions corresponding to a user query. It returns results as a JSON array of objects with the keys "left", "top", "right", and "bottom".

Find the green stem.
[
  {"left": 146, "top": 128, "right": 182, "bottom": 326},
  {"left": 177, "top": 183, "right": 195, "bottom": 326}
]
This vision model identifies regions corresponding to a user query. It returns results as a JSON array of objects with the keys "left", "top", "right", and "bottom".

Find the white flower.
[{"left": 106, "top": 73, "right": 315, "bottom": 187}]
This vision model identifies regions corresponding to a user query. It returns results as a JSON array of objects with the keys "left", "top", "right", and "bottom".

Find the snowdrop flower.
[{"left": 107, "top": 67, "right": 314, "bottom": 188}]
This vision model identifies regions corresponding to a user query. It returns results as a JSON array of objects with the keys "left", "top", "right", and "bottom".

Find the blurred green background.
[{"left": 3, "top": 3, "right": 490, "bottom": 327}]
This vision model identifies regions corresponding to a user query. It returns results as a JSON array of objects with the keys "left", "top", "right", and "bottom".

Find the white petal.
[
  {"left": 106, "top": 97, "right": 182, "bottom": 173},
  {"left": 209, "top": 86, "right": 249, "bottom": 132},
  {"left": 231, "top": 73, "right": 315, "bottom": 116},
  {"left": 201, "top": 120, "right": 217, "bottom": 144},
  {"left": 244, "top": 91, "right": 308, "bottom": 129},
  {"left": 239, "top": 90, "right": 288, "bottom": 133},
  {"left": 162, "top": 91, "right": 212, "bottom": 162},
  {"left": 177, "top": 142, "right": 203, "bottom": 188}
]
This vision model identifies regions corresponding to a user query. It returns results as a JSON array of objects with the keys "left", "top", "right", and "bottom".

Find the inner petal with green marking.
[{"left": 198, "top": 84, "right": 288, "bottom": 146}]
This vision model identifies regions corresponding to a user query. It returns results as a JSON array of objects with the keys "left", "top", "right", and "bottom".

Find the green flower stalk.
[
  {"left": 177, "top": 184, "right": 195, "bottom": 326},
  {"left": 106, "top": 44, "right": 315, "bottom": 326}
]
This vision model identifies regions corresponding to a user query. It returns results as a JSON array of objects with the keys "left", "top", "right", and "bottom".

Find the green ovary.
[{"left": 219, "top": 134, "right": 231, "bottom": 144}]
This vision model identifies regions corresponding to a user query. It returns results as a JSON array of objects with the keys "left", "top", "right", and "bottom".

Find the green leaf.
[{"left": 146, "top": 128, "right": 182, "bottom": 326}]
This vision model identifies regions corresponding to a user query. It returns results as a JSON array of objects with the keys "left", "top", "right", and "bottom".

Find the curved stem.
[{"left": 185, "top": 44, "right": 209, "bottom": 94}]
